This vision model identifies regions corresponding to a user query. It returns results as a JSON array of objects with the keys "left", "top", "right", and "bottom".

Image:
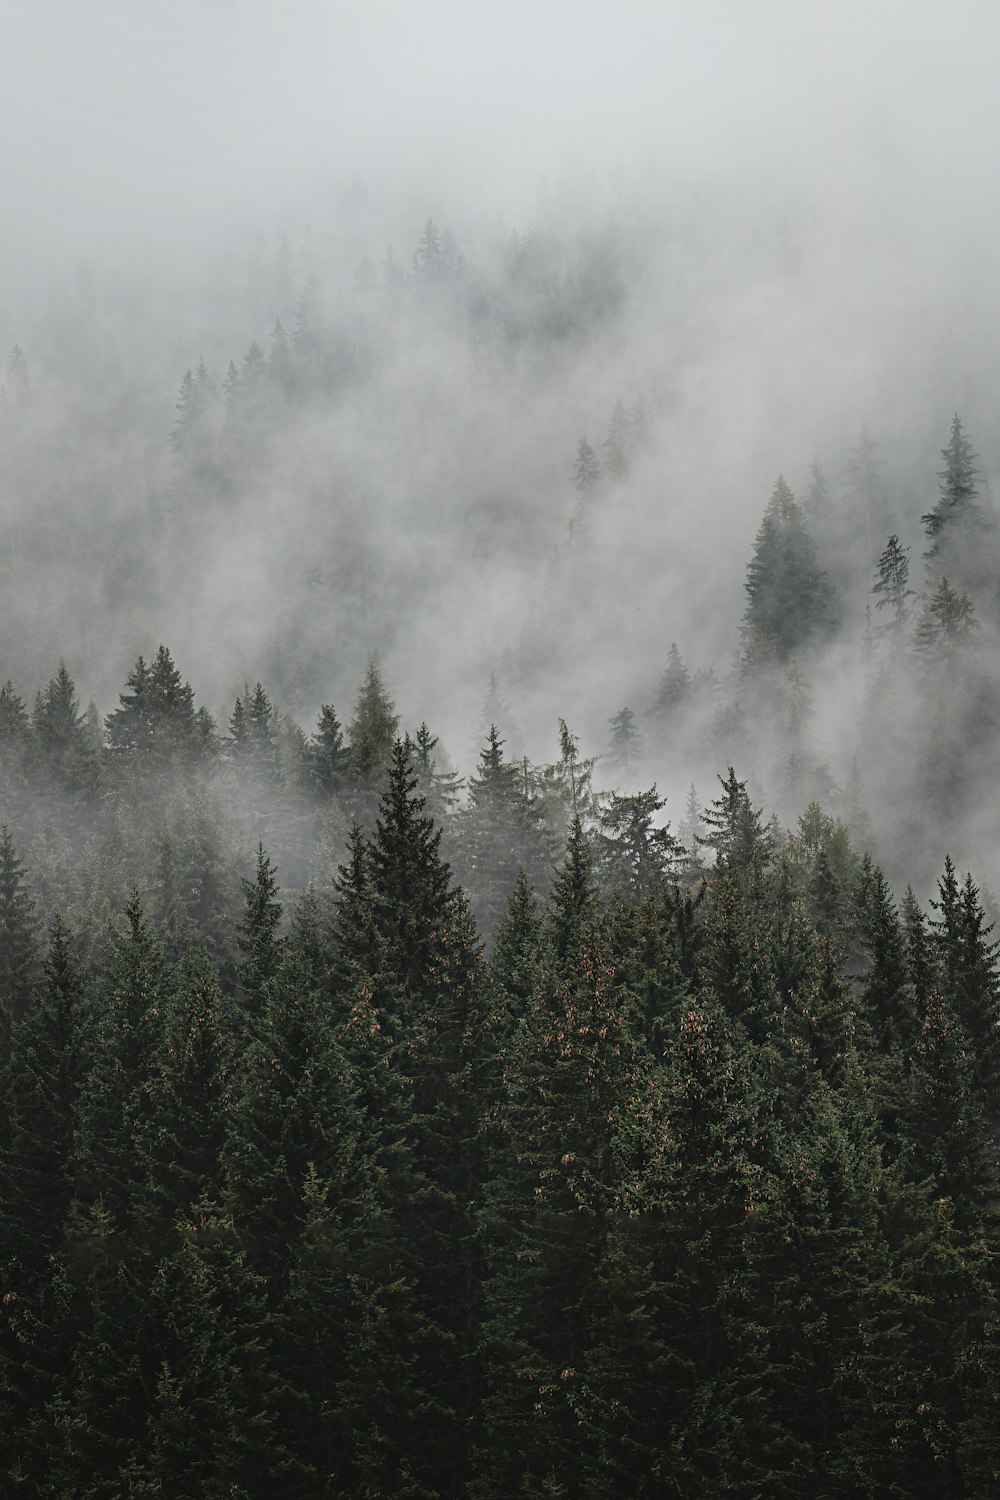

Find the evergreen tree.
[
  {"left": 309, "top": 703, "right": 350, "bottom": 795},
  {"left": 71, "top": 890, "right": 164, "bottom": 1224},
  {"left": 930, "top": 858, "right": 1000, "bottom": 1112},
  {"left": 569, "top": 436, "right": 602, "bottom": 540},
  {"left": 606, "top": 705, "right": 642, "bottom": 779},
  {"left": 872, "top": 533, "right": 915, "bottom": 638},
  {"left": 457, "top": 727, "right": 549, "bottom": 941},
  {"left": 31, "top": 662, "right": 94, "bottom": 789},
  {"left": 923, "top": 414, "right": 983, "bottom": 583},
  {"left": 407, "top": 720, "right": 463, "bottom": 821},
  {"left": 0, "top": 824, "right": 41, "bottom": 1063},
  {"left": 595, "top": 786, "right": 682, "bottom": 903},
  {"left": 742, "top": 476, "right": 834, "bottom": 664},
  {"left": 845, "top": 426, "right": 892, "bottom": 574},
  {"left": 478, "top": 924, "right": 648, "bottom": 1498},
  {"left": 0, "top": 679, "right": 29, "bottom": 747},
  {"left": 915, "top": 576, "right": 979, "bottom": 658},
  {"left": 3, "top": 911, "right": 79, "bottom": 1264},
  {"left": 652, "top": 641, "right": 690, "bottom": 722},
  {"left": 547, "top": 816, "right": 598, "bottom": 966},
  {"left": 701, "top": 768, "right": 773, "bottom": 879},
  {"left": 347, "top": 657, "right": 399, "bottom": 812},
  {"left": 105, "top": 645, "right": 198, "bottom": 763},
  {"left": 236, "top": 843, "right": 284, "bottom": 1000}
]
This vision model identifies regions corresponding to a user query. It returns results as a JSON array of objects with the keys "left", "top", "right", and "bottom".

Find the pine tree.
[
  {"left": 701, "top": 768, "right": 773, "bottom": 879},
  {"left": 105, "top": 645, "right": 198, "bottom": 763},
  {"left": 569, "top": 436, "right": 602, "bottom": 539},
  {"left": 0, "top": 825, "right": 41, "bottom": 1064},
  {"left": 359, "top": 740, "right": 491, "bottom": 1492},
  {"left": 923, "top": 414, "right": 983, "bottom": 580},
  {"left": 0, "top": 828, "right": 41, "bottom": 1074},
  {"left": 742, "top": 476, "right": 834, "bottom": 664},
  {"left": 595, "top": 786, "right": 682, "bottom": 903},
  {"left": 457, "top": 727, "right": 549, "bottom": 942},
  {"left": 0, "top": 679, "right": 29, "bottom": 747},
  {"left": 845, "top": 426, "right": 892, "bottom": 573},
  {"left": 915, "top": 576, "right": 979, "bottom": 658},
  {"left": 605, "top": 706, "right": 642, "bottom": 779},
  {"left": 347, "top": 658, "right": 399, "bottom": 815},
  {"left": 139, "top": 1195, "right": 285, "bottom": 1493},
  {"left": 136, "top": 947, "right": 237, "bottom": 1248},
  {"left": 930, "top": 859, "right": 1000, "bottom": 1113},
  {"left": 547, "top": 816, "right": 598, "bottom": 966},
  {"left": 3, "top": 911, "right": 79, "bottom": 1265},
  {"left": 652, "top": 641, "right": 690, "bottom": 722},
  {"left": 31, "top": 662, "right": 94, "bottom": 790},
  {"left": 872, "top": 533, "right": 915, "bottom": 638},
  {"left": 407, "top": 720, "right": 463, "bottom": 821},
  {"left": 477, "top": 924, "right": 649, "bottom": 1497},
  {"left": 236, "top": 843, "right": 284, "bottom": 1000},
  {"left": 71, "top": 890, "right": 165, "bottom": 1225},
  {"left": 309, "top": 703, "right": 350, "bottom": 795}
]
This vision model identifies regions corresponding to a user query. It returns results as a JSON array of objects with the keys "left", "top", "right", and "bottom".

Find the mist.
[{"left": 3, "top": 0, "right": 1000, "bottom": 901}]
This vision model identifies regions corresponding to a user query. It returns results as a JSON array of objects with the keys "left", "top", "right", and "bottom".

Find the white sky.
[{"left": 2, "top": 0, "right": 998, "bottom": 279}]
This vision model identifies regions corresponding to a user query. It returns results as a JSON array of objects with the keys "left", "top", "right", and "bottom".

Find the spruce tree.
[
  {"left": 872, "top": 533, "right": 915, "bottom": 639},
  {"left": 923, "top": 414, "right": 984, "bottom": 591},
  {"left": 742, "top": 476, "right": 834, "bottom": 664},
  {"left": 0, "top": 824, "right": 40, "bottom": 1063}
]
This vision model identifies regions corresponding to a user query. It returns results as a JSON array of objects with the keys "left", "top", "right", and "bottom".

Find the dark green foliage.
[
  {"left": 701, "top": 767, "right": 773, "bottom": 879},
  {"left": 595, "top": 785, "right": 682, "bottom": 902},
  {"left": 347, "top": 657, "right": 400, "bottom": 816},
  {"left": 0, "top": 823, "right": 41, "bottom": 1062},
  {"left": 236, "top": 842, "right": 284, "bottom": 997},
  {"left": 547, "top": 815, "right": 598, "bottom": 965},
  {"left": 742, "top": 475, "right": 834, "bottom": 664},
  {"left": 70, "top": 890, "right": 165, "bottom": 1223},
  {"left": 407, "top": 720, "right": 463, "bottom": 821},
  {"left": 2, "top": 631, "right": 1000, "bottom": 1497},
  {"left": 309, "top": 702, "right": 350, "bottom": 794},
  {"left": 31, "top": 662, "right": 95, "bottom": 790},
  {"left": 457, "top": 726, "right": 549, "bottom": 940},
  {"left": 105, "top": 645, "right": 198, "bottom": 763},
  {"left": 3, "top": 912, "right": 80, "bottom": 1260}
]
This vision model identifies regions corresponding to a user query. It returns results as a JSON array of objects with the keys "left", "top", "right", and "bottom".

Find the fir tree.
[
  {"left": 236, "top": 843, "right": 284, "bottom": 1000},
  {"left": 0, "top": 824, "right": 41, "bottom": 1063},
  {"left": 915, "top": 576, "right": 979, "bottom": 657},
  {"left": 652, "top": 641, "right": 691, "bottom": 721},
  {"left": 872, "top": 533, "right": 915, "bottom": 638},
  {"left": 606, "top": 705, "right": 642, "bottom": 779},
  {"left": 347, "top": 658, "right": 399, "bottom": 812},
  {"left": 923, "top": 414, "right": 982, "bottom": 572},
  {"left": 309, "top": 703, "right": 350, "bottom": 795},
  {"left": 742, "top": 476, "right": 834, "bottom": 664},
  {"left": 595, "top": 786, "right": 682, "bottom": 903}
]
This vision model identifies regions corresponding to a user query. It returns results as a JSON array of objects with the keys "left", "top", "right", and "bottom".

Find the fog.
[{"left": 4, "top": 0, "right": 1000, "bottom": 899}]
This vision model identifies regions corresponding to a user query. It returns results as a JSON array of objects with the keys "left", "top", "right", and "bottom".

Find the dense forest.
[{"left": 3, "top": 200, "right": 1000, "bottom": 1494}]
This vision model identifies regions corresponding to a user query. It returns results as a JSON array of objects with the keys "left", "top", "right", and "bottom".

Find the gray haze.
[{"left": 4, "top": 0, "right": 1000, "bottom": 896}]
